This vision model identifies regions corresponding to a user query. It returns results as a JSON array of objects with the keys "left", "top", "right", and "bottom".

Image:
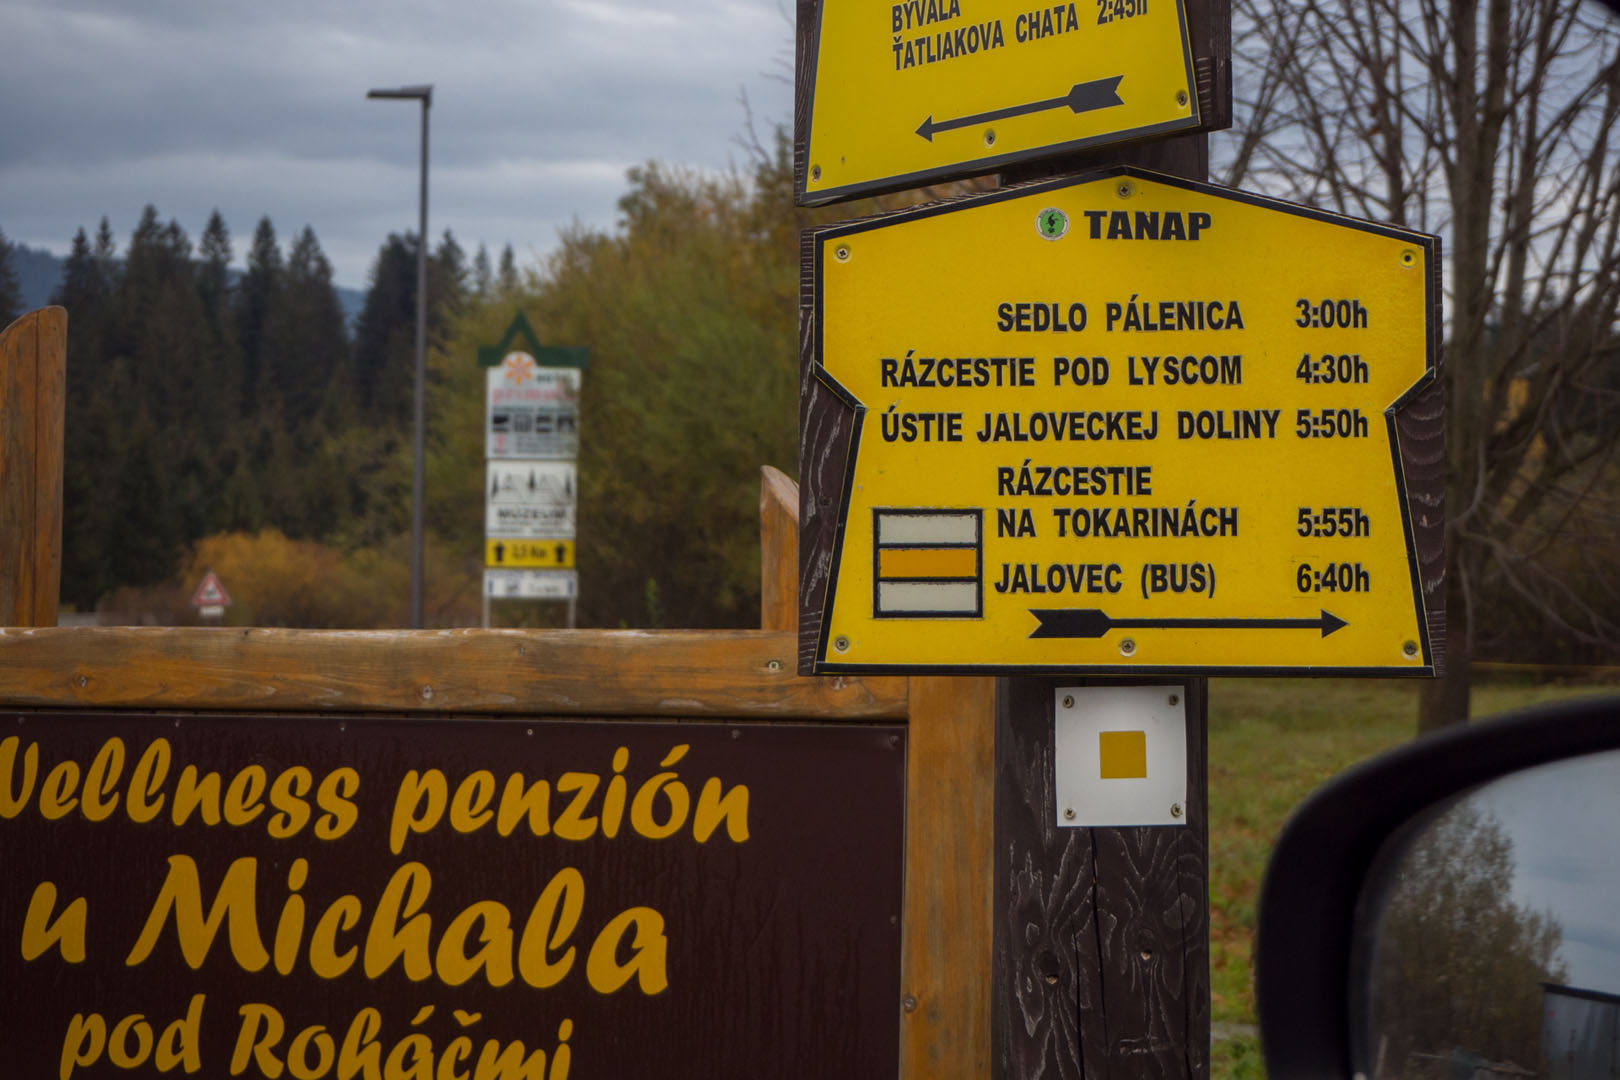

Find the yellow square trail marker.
[
  {"left": 1098, "top": 730, "right": 1148, "bottom": 779},
  {"left": 797, "top": 167, "right": 1444, "bottom": 676},
  {"left": 796, "top": 0, "right": 1199, "bottom": 205}
]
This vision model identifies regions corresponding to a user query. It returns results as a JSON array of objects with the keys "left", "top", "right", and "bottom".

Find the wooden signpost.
[
  {"left": 2, "top": 0, "right": 1445, "bottom": 1066},
  {"left": 795, "top": 0, "right": 1442, "bottom": 1078}
]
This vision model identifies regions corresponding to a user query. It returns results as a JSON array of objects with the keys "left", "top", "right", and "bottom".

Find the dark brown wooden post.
[
  {"left": 993, "top": 678, "right": 1209, "bottom": 1080},
  {"left": 991, "top": 3, "right": 1226, "bottom": 1078},
  {"left": 0, "top": 307, "right": 67, "bottom": 628}
]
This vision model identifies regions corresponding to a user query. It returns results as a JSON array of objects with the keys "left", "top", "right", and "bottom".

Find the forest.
[
  {"left": 0, "top": 135, "right": 865, "bottom": 632},
  {"left": 3, "top": 208, "right": 507, "bottom": 627}
]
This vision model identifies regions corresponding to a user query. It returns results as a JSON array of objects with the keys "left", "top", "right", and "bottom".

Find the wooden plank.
[
  {"left": 1400, "top": 274, "right": 1447, "bottom": 674},
  {"left": 31, "top": 308, "right": 66, "bottom": 628},
  {"left": 993, "top": 679, "right": 1209, "bottom": 1080},
  {"left": 0, "top": 308, "right": 67, "bottom": 628},
  {"left": 1087, "top": 679, "right": 1209, "bottom": 1080},
  {"left": 793, "top": 0, "right": 816, "bottom": 199},
  {"left": 760, "top": 464, "right": 800, "bottom": 632},
  {"left": 797, "top": 222, "right": 859, "bottom": 673},
  {"left": 0, "top": 311, "right": 30, "bottom": 626},
  {"left": 0, "top": 627, "right": 909, "bottom": 719},
  {"left": 900, "top": 674, "right": 997, "bottom": 1079},
  {"left": 992, "top": 677, "right": 1097, "bottom": 1080},
  {"left": 1192, "top": 0, "right": 1232, "bottom": 132}
]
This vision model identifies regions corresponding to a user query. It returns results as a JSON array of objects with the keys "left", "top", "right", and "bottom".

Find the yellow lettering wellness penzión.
[{"left": 0, "top": 736, "right": 360, "bottom": 841}]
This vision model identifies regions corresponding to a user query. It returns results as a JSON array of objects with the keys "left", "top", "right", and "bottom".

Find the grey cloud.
[{"left": 0, "top": 0, "right": 791, "bottom": 284}]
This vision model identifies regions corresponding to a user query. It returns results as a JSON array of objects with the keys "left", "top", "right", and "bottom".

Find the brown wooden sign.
[{"left": 1, "top": 709, "right": 906, "bottom": 1080}]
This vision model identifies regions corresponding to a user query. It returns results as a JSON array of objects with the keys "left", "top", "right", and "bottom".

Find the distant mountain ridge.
[{"left": 10, "top": 241, "right": 367, "bottom": 326}]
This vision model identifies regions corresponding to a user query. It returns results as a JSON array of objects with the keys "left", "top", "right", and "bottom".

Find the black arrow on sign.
[
  {"left": 1028, "top": 608, "right": 1348, "bottom": 639},
  {"left": 915, "top": 75, "right": 1125, "bottom": 142}
]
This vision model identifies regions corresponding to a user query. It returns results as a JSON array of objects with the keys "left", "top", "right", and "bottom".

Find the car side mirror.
[{"left": 1255, "top": 695, "right": 1620, "bottom": 1079}]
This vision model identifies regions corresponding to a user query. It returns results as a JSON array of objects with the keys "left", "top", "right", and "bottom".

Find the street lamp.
[{"left": 366, "top": 83, "right": 432, "bottom": 630}]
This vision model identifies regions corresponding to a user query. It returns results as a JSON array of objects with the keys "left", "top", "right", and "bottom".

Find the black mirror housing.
[{"left": 1256, "top": 694, "right": 1620, "bottom": 1079}]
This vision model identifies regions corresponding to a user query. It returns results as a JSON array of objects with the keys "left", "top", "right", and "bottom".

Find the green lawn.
[{"left": 1207, "top": 675, "right": 1620, "bottom": 1080}]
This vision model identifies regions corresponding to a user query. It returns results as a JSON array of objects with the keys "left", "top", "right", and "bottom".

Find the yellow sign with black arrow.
[
  {"left": 798, "top": 0, "right": 1199, "bottom": 204},
  {"left": 486, "top": 538, "right": 576, "bottom": 569}
]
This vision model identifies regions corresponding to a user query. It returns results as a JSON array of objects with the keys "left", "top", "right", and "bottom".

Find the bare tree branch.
[{"left": 1218, "top": 0, "right": 1620, "bottom": 726}]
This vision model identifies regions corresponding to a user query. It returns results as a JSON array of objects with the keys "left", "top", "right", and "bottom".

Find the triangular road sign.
[{"left": 191, "top": 570, "right": 231, "bottom": 609}]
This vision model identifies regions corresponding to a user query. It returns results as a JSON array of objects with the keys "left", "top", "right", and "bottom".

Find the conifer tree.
[
  {"left": 352, "top": 232, "right": 417, "bottom": 418},
  {"left": 54, "top": 226, "right": 117, "bottom": 611},
  {"left": 93, "top": 218, "right": 118, "bottom": 282},
  {"left": 497, "top": 244, "right": 519, "bottom": 295},
  {"left": 0, "top": 227, "right": 23, "bottom": 327},
  {"left": 131, "top": 213, "right": 218, "bottom": 545},
  {"left": 110, "top": 415, "right": 182, "bottom": 588},
  {"left": 111, "top": 210, "right": 162, "bottom": 392},
  {"left": 236, "top": 217, "right": 284, "bottom": 415},
  {"left": 51, "top": 225, "right": 115, "bottom": 426},
  {"left": 432, "top": 230, "right": 468, "bottom": 333},
  {"left": 197, "top": 211, "right": 232, "bottom": 318},
  {"left": 121, "top": 212, "right": 205, "bottom": 431},
  {"left": 275, "top": 226, "right": 348, "bottom": 432},
  {"left": 219, "top": 457, "right": 266, "bottom": 534},
  {"left": 54, "top": 228, "right": 98, "bottom": 305},
  {"left": 472, "top": 243, "right": 494, "bottom": 299},
  {"left": 196, "top": 210, "right": 243, "bottom": 426}
]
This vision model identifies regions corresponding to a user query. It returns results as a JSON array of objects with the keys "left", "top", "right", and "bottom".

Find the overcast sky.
[{"left": 0, "top": 0, "right": 793, "bottom": 288}]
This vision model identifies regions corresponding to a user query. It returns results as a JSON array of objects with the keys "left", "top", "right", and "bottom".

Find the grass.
[{"left": 1206, "top": 675, "right": 1620, "bottom": 1080}]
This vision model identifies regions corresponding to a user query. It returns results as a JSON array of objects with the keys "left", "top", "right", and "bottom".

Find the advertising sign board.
[
  {"left": 487, "top": 359, "right": 581, "bottom": 461},
  {"left": 0, "top": 711, "right": 906, "bottom": 1079},
  {"left": 487, "top": 461, "right": 576, "bottom": 539}
]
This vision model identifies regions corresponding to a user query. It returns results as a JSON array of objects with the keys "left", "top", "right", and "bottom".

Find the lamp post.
[{"left": 366, "top": 83, "right": 432, "bottom": 629}]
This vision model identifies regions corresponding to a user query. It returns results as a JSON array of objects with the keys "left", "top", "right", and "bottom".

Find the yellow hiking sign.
[
  {"left": 798, "top": 168, "right": 1444, "bottom": 675},
  {"left": 798, "top": 0, "right": 1199, "bottom": 204}
]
